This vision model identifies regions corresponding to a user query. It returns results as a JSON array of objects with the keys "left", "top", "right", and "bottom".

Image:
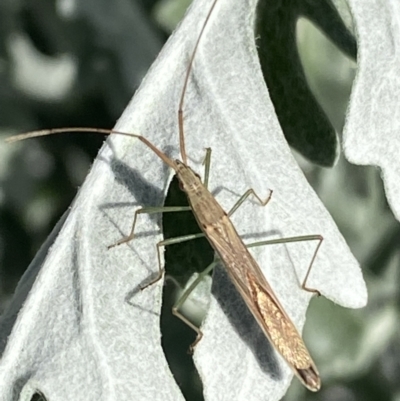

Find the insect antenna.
[{"left": 178, "top": 0, "right": 219, "bottom": 165}]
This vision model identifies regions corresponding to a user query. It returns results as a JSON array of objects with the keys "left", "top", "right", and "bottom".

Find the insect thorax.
[{"left": 175, "top": 161, "right": 203, "bottom": 193}]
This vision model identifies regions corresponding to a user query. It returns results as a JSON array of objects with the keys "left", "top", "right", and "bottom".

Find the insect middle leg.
[
  {"left": 109, "top": 185, "right": 272, "bottom": 250},
  {"left": 144, "top": 233, "right": 219, "bottom": 349},
  {"left": 141, "top": 232, "right": 206, "bottom": 290}
]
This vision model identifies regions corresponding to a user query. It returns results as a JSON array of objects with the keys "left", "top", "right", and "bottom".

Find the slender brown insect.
[{"left": 6, "top": 0, "right": 324, "bottom": 391}]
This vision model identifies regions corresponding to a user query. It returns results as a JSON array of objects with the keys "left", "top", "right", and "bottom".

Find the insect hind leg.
[
  {"left": 246, "top": 235, "right": 324, "bottom": 295},
  {"left": 172, "top": 258, "right": 219, "bottom": 351}
]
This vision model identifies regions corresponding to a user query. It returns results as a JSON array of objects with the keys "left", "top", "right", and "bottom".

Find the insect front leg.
[
  {"left": 108, "top": 206, "right": 192, "bottom": 249},
  {"left": 228, "top": 188, "right": 273, "bottom": 217},
  {"left": 200, "top": 147, "right": 272, "bottom": 215},
  {"left": 202, "top": 147, "right": 212, "bottom": 189}
]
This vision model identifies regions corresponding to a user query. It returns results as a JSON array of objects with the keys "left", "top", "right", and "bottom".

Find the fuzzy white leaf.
[
  {"left": 0, "top": 0, "right": 367, "bottom": 400},
  {"left": 344, "top": 0, "right": 400, "bottom": 222}
]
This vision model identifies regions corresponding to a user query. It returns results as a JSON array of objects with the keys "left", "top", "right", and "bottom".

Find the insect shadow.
[
  {"left": 98, "top": 143, "right": 173, "bottom": 230},
  {"left": 212, "top": 264, "right": 282, "bottom": 381}
]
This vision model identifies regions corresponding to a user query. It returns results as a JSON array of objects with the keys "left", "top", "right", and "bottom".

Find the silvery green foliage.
[
  {"left": 344, "top": 0, "right": 400, "bottom": 222},
  {"left": 0, "top": 0, "right": 379, "bottom": 399}
]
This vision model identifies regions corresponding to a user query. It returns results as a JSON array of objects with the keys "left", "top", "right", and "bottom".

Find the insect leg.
[
  {"left": 140, "top": 232, "right": 207, "bottom": 290},
  {"left": 172, "top": 258, "right": 220, "bottom": 350},
  {"left": 228, "top": 188, "right": 273, "bottom": 217},
  {"left": 246, "top": 235, "right": 324, "bottom": 295},
  {"left": 200, "top": 148, "right": 271, "bottom": 210},
  {"left": 109, "top": 206, "right": 192, "bottom": 249},
  {"left": 202, "top": 148, "right": 212, "bottom": 189}
]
